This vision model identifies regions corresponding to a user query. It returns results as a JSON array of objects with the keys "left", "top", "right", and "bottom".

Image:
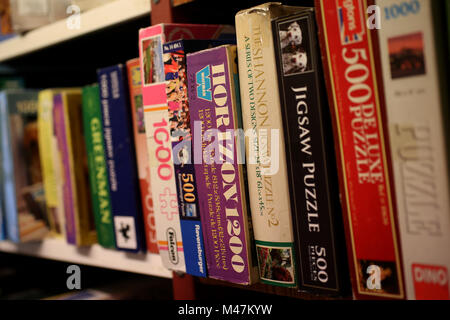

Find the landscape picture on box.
[
  {"left": 141, "top": 36, "right": 164, "bottom": 85},
  {"left": 278, "top": 17, "right": 311, "bottom": 75},
  {"left": 358, "top": 260, "right": 400, "bottom": 295},
  {"left": 388, "top": 32, "right": 426, "bottom": 79},
  {"left": 257, "top": 246, "right": 295, "bottom": 284},
  {"left": 133, "top": 94, "right": 145, "bottom": 133}
]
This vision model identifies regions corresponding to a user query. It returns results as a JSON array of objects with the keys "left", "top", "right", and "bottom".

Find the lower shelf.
[
  {"left": 198, "top": 278, "right": 351, "bottom": 300},
  {"left": 0, "top": 238, "right": 172, "bottom": 279}
]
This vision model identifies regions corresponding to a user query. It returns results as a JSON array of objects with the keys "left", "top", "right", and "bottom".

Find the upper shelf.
[
  {"left": 0, "top": 238, "right": 172, "bottom": 278},
  {"left": 0, "top": 0, "right": 151, "bottom": 62}
]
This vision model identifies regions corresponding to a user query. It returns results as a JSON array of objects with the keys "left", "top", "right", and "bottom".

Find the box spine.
[
  {"left": 97, "top": 65, "right": 145, "bottom": 252},
  {"left": 126, "top": 59, "right": 159, "bottom": 254},
  {"left": 66, "top": 92, "right": 97, "bottom": 246},
  {"left": 376, "top": 0, "right": 450, "bottom": 300},
  {"left": 187, "top": 45, "right": 256, "bottom": 284},
  {"left": 55, "top": 91, "right": 97, "bottom": 246},
  {"left": 315, "top": 0, "right": 405, "bottom": 299},
  {"left": 53, "top": 93, "right": 77, "bottom": 245},
  {"left": 1, "top": 91, "right": 48, "bottom": 242},
  {"left": 272, "top": 10, "right": 350, "bottom": 295},
  {"left": 0, "top": 93, "right": 4, "bottom": 241},
  {"left": 0, "top": 197, "right": 3, "bottom": 240},
  {"left": 163, "top": 41, "right": 207, "bottom": 277},
  {"left": 37, "top": 90, "right": 65, "bottom": 238},
  {"left": 139, "top": 27, "right": 186, "bottom": 272},
  {"left": 82, "top": 85, "right": 116, "bottom": 249},
  {"left": 0, "top": 205, "right": 3, "bottom": 241},
  {"left": 235, "top": 5, "right": 298, "bottom": 287},
  {"left": 0, "top": 93, "right": 18, "bottom": 242}
]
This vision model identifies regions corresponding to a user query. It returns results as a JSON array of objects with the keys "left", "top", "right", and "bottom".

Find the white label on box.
[{"left": 114, "top": 216, "right": 137, "bottom": 250}]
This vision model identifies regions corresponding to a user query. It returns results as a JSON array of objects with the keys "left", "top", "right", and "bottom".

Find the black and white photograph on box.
[{"left": 278, "top": 18, "right": 312, "bottom": 75}]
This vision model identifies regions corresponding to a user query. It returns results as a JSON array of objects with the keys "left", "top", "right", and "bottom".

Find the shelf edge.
[{"left": 0, "top": 238, "right": 172, "bottom": 279}]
